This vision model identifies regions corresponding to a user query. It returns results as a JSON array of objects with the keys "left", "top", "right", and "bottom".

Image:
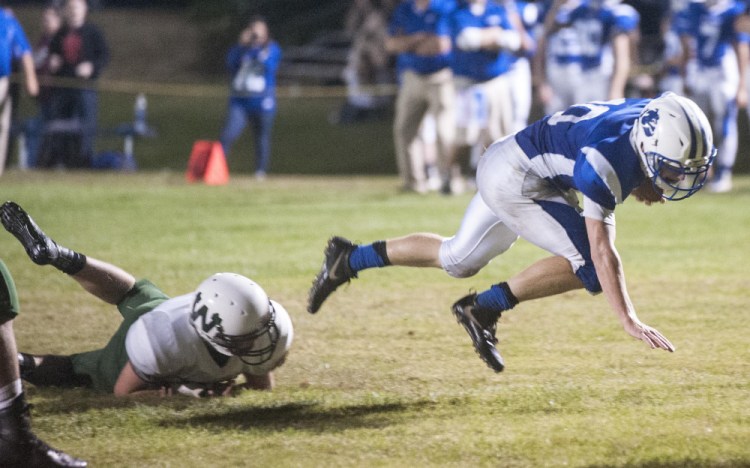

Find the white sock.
[{"left": 0, "top": 379, "right": 23, "bottom": 411}]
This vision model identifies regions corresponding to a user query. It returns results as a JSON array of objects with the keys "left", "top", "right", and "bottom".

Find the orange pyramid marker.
[{"left": 186, "top": 140, "right": 229, "bottom": 185}]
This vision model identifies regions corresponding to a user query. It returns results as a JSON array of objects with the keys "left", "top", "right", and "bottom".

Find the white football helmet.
[
  {"left": 631, "top": 92, "right": 716, "bottom": 201},
  {"left": 190, "top": 273, "right": 291, "bottom": 366}
]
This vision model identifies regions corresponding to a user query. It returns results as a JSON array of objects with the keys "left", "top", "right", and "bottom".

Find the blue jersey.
[
  {"left": 450, "top": 1, "right": 515, "bottom": 80},
  {"left": 515, "top": 98, "right": 647, "bottom": 209},
  {"left": 0, "top": 10, "right": 31, "bottom": 77},
  {"left": 226, "top": 41, "right": 282, "bottom": 102},
  {"left": 389, "top": 0, "right": 455, "bottom": 75},
  {"left": 546, "top": 0, "right": 639, "bottom": 69},
  {"left": 674, "top": 0, "right": 744, "bottom": 68},
  {"left": 514, "top": 0, "right": 542, "bottom": 59}
]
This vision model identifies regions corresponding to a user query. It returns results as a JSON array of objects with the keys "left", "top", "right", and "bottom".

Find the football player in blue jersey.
[
  {"left": 308, "top": 93, "right": 715, "bottom": 373},
  {"left": 535, "top": 0, "right": 640, "bottom": 114},
  {"left": 675, "top": 0, "right": 747, "bottom": 193},
  {"left": 448, "top": 0, "right": 533, "bottom": 193}
]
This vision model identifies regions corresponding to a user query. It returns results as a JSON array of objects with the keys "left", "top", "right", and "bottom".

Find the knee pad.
[
  {"left": 0, "top": 260, "right": 20, "bottom": 322},
  {"left": 439, "top": 238, "right": 484, "bottom": 279}
]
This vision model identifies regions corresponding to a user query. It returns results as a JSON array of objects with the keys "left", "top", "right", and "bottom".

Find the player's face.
[
  {"left": 658, "top": 162, "right": 685, "bottom": 185},
  {"left": 249, "top": 21, "right": 269, "bottom": 45},
  {"left": 65, "top": 0, "right": 87, "bottom": 27}
]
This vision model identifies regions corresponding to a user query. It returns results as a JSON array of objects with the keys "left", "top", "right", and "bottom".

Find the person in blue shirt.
[
  {"left": 449, "top": 0, "right": 531, "bottom": 191},
  {"left": 0, "top": 7, "right": 38, "bottom": 176},
  {"left": 387, "top": 0, "right": 457, "bottom": 193},
  {"left": 675, "top": 0, "right": 747, "bottom": 193},
  {"left": 307, "top": 93, "right": 716, "bottom": 373},
  {"left": 219, "top": 16, "right": 282, "bottom": 180}
]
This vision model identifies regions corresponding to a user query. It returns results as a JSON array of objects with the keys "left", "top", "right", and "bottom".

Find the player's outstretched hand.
[{"left": 624, "top": 319, "right": 675, "bottom": 352}]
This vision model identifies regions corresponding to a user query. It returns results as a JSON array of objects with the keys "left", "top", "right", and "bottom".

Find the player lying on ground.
[
  {"left": 1, "top": 201, "right": 293, "bottom": 397},
  {"left": 308, "top": 93, "right": 715, "bottom": 372},
  {"left": 0, "top": 260, "right": 86, "bottom": 467}
]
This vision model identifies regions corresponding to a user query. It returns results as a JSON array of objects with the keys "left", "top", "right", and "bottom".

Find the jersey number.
[{"left": 547, "top": 100, "right": 623, "bottom": 126}]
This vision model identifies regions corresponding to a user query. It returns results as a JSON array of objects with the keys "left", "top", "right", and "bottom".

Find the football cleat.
[
  {"left": 307, "top": 236, "right": 357, "bottom": 314},
  {"left": 0, "top": 395, "right": 87, "bottom": 467},
  {"left": 1, "top": 201, "right": 60, "bottom": 266},
  {"left": 452, "top": 293, "right": 504, "bottom": 372},
  {"left": 0, "top": 201, "right": 84, "bottom": 275}
]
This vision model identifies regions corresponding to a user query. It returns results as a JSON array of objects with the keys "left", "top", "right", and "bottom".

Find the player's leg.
[
  {"left": 451, "top": 138, "right": 594, "bottom": 372},
  {"left": 393, "top": 71, "right": 430, "bottom": 192},
  {"left": 431, "top": 72, "right": 457, "bottom": 193},
  {"left": 0, "top": 201, "right": 136, "bottom": 305},
  {"left": 707, "top": 60, "right": 739, "bottom": 193},
  {"left": 218, "top": 100, "right": 249, "bottom": 158},
  {"left": 251, "top": 109, "right": 275, "bottom": 178},
  {"left": 0, "top": 260, "right": 87, "bottom": 467},
  {"left": 307, "top": 188, "right": 519, "bottom": 314}
]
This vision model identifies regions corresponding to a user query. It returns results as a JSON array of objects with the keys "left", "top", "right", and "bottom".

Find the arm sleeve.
[{"left": 582, "top": 195, "right": 615, "bottom": 225}]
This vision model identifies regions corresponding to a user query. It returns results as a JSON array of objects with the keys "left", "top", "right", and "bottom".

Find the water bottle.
[{"left": 134, "top": 93, "right": 147, "bottom": 135}]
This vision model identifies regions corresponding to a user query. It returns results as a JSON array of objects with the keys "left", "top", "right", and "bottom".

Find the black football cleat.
[
  {"left": 307, "top": 236, "right": 357, "bottom": 314},
  {"left": 0, "top": 201, "right": 84, "bottom": 275},
  {"left": 452, "top": 293, "right": 505, "bottom": 372},
  {"left": 0, "top": 395, "right": 87, "bottom": 467},
  {"left": 0, "top": 201, "right": 59, "bottom": 266}
]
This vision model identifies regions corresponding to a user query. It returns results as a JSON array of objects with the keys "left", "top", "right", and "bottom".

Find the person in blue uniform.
[
  {"left": 675, "top": 0, "right": 747, "bottom": 193},
  {"left": 219, "top": 16, "right": 282, "bottom": 180},
  {"left": 449, "top": 0, "right": 532, "bottom": 190},
  {"left": 307, "top": 93, "right": 716, "bottom": 373},
  {"left": 535, "top": 0, "right": 639, "bottom": 114}
]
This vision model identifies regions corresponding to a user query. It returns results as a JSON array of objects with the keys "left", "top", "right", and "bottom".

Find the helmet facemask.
[
  {"left": 210, "top": 302, "right": 280, "bottom": 365},
  {"left": 641, "top": 146, "right": 716, "bottom": 201}
]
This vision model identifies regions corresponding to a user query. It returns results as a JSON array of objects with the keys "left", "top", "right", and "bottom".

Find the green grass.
[{"left": 1, "top": 171, "right": 748, "bottom": 467}]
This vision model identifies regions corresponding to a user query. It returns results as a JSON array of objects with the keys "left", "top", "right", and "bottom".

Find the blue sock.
[
  {"left": 476, "top": 282, "right": 519, "bottom": 312},
  {"left": 349, "top": 241, "right": 389, "bottom": 273}
]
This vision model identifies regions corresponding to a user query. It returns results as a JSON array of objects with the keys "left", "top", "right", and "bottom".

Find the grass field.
[{"left": 0, "top": 171, "right": 748, "bottom": 467}]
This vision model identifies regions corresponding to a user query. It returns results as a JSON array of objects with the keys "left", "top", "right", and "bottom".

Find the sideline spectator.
[
  {"left": 0, "top": 259, "right": 87, "bottom": 466},
  {"left": 386, "top": 0, "right": 457, "bottom": 194},
  {"left": 24, "top": 3, "right": 63, "bottom": 168},
  {"left": 219, "top": 16, "right": 282, "bottom": 180},
  {"left": 0, "top": 6, "right": 38, "bottom": 176},
  {"left": 334, "top": 0, "right": 395, "bottom": 124},
  {"left": 40, "top": 0, "right": 108, "bottom": 169}
]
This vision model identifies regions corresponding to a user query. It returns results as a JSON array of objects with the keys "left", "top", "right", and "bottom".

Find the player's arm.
[
  {"left": 608, "top": 32, "right": 632, "bottom": 100},
  {"left": 113, "top": 360, "right": 151, "bottom": 396},
  {"left": 411, "top": 33, "right": 451, "bottom": 56},
  {"left": 19, "top": 52, "right": 38, "bottom": 97},
  {"left": 584, "top": 216, "right": 675, "bottom": 352},
  {"left": 385, "top": 32, "right": 428, "bottom": 54},
  {"left": 733, "top": 37, "right": 749, "bottom": 108}
]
